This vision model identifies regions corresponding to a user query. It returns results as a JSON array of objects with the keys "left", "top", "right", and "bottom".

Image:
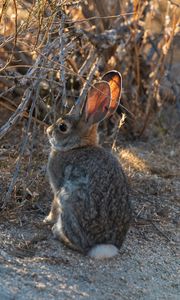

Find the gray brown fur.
[{"left": 45, "top": 71, "right": 131, "bottom": 255}]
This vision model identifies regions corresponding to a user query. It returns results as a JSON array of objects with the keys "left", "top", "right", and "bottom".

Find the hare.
[{"left": 44, "top": 71, "right": 131, "bottom": 259}]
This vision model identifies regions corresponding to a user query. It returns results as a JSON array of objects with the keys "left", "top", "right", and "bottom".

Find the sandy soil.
[{"left": 0, "top": 129, "right": 179, "bottom": 300}]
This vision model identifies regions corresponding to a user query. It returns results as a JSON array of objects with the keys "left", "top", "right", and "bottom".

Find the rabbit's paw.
[
  {"left": 43, "top": 212, "right": 55, "bottom": 224},
  {"left": 52, "top": 218, "right": 62, "bottom": 239}
]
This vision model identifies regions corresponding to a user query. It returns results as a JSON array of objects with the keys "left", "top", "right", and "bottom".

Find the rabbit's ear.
[
  {"left": 85, "top": 81, "right": 111, "bottom": 125},
  {"left": 102, "top": 70, "right": 122, "bottom": 116}
]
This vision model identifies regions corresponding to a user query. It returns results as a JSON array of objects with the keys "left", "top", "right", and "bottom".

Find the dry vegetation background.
[
  {"left": 0, "top": 1, "right": 180, "bottom": 299},
  {"left": 0, "top": 0, "right": 179, "bottom": 210}
]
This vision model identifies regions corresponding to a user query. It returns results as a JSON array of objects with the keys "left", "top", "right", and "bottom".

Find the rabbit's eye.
[{"left": 59, "top": 123, "right": 68, "bottom": 132}]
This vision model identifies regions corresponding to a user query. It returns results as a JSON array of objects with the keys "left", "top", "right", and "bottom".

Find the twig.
[
  {"left": 150, "top": 221, "right": 173, "bottom": 243},
  {"left": 0, "top": 35, "right": 62, "bottom": 139},
  {"left": 20, "top": 85, "right": 41, "bottom": 203},
  {"left": 79, "top": 46, "right": 95, "bottom": 77},
  {"left": 0, "top": 87, "right": 33, "bottom": 139},
  {"left": 77, "top": 54, "right": 99, "bottom": 111},
  {"left": 0, "top": 97, "right": 47, "bottom": 127},
  {"left": 66, "top": 58, "right": 79, "bottom": 76},
  {"left": 93, "top": 0, "right": 110, "bottom": 29},
  {"left": 0, "top": 85, "right": 17, "bottom": 98},
  {"left": 1, "top": 81, "right": 39, "bottom": 209},
  {"left": 112, "top": 113, "right": 126, "bottom": 150},
  {"left": 65, "top": 12, "right": 135, "bottom": 24},
  {"left": 58, "top": 13, "right": 67, "bottom": 113}
]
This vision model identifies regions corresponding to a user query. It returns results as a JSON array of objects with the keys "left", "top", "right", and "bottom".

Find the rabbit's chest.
[
  {"left": 48, "top": 154, "right": 89, "bottom": 192},
  {"left": 63, "top": 165, "right": 89, "bottom": 189},
  {"left": 47, "top": 155, "right": 64, "bottom": 192}
]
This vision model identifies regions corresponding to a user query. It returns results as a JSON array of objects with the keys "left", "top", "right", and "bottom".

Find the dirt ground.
[{"left": 0, "top": 114, "right": 179, "bottom": 300}]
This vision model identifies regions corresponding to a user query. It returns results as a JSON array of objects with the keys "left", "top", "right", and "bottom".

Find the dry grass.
[{"left": 0, "top": 0, "right": 180, "bottom": 206}]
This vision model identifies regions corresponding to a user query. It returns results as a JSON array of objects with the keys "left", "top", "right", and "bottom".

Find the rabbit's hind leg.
[
  {"left": 52, "top": 215, "right": 79, "bottom": 251},
  {"left": 52, "top": 211, "right": 89, "bottom": 254}
]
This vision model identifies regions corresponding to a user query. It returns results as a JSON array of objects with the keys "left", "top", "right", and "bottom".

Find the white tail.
[{"left": 88, "top": 244, "right": 118, "bottom": 259}]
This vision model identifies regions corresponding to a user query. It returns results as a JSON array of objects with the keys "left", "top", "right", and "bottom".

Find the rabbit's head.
[{"left": 47, "top": 71, "right": 122, "bottom": 151}]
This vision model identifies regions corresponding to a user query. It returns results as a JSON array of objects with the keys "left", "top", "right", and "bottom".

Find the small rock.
[{"left": 35, "top": 282, "right": 46, "bottom": 290}]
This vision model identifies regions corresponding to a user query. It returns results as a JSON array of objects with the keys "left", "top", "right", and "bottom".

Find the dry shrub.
[{"left": 0, "top": 0, "right": 179, "bottom": 206}]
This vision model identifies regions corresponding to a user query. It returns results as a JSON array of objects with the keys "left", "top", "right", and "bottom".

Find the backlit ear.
[
  {"left": 85, "top": 81, "right": 111, "bottom": 125},
  {"left": 102, "top": 70, "right": 122, "bottom": 116}
]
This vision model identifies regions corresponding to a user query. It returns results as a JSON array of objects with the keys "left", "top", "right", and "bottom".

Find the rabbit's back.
[{"left": 49, "top": 146, "right": 127, "bottom": 199}]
